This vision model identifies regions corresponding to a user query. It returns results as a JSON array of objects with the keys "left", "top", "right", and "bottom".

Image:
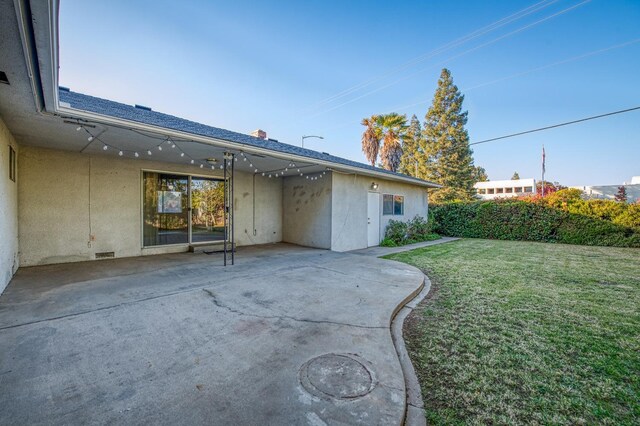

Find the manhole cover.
[{"left": 299, "top": 353, "right": 376, "bottom": 400}]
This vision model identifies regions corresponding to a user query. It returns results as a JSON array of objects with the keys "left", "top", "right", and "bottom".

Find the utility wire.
[
  {"left": 318, "top": 36, "right": 639, "bottom": 135},
  {"left": 386, "top": 37, "right": 640, "bottom": 114},
  {"left": 470, "top": 106, "right": 640, "bottom": 146},
  {"left": 305, "top": 0, "right": 590, "bottom": 119},
  {"left": 309, "top": 0, "right": 560, "bottom": 109}
]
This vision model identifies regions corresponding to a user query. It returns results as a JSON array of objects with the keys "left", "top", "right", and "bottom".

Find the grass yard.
[{"left": 386, "top": 239, "right": 639, "bottom": 425}]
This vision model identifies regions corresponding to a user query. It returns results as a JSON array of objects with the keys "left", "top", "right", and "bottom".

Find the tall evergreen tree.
[
  {"left": 474, "top": 166, "right": 489, "bottom": 182},
  {"left": 399, "top": 114, "right": 421, "bottom": 177},
  {"left": 511, "top": 171, "right": 520, "bottom": 180},
  {"left": 419, "top": 68, "right": 476, "bottom": 202}
]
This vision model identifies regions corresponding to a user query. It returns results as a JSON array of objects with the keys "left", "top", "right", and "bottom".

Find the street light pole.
[{"left": 301, "top": 135, "right": 324, "bottom": 148}]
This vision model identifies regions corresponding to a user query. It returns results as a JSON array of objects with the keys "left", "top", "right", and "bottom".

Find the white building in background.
[
  {"left": 474, "top": 178, "right": 536, "bottom": 200},
  {"left": 570, "top": 176, "right": 640, "bottom": 201}
]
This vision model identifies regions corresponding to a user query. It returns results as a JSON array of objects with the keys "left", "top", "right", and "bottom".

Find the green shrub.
[
  {"left": 431, "top": 200, "right": 640, "bottom": 248},
  {"left": 383, "top": 215, "right": 440, "bottom": 246},
  {"left": 380, "top": 237, "right": 398, "bottom": 247}
]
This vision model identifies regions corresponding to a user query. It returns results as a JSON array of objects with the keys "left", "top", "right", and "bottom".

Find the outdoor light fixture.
[{"left": 371, "top": 182, "right": 379, "bottom": 190}]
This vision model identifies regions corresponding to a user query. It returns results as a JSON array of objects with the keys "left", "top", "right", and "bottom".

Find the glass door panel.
[
  {"left": 190, "top": 177, "right": 225, "bottom": 243},
  {"left": 143, "top": 172, "right": 189, "bottom": 246}
]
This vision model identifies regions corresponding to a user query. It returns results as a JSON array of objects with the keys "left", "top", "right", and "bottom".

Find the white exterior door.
[{"left": 367, "top": 192, "right": 380, "bottom": 247}]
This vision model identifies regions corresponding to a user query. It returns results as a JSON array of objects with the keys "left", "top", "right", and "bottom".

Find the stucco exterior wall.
[
  {"left": 331, "top": 173, "right": 429, "bottom": 252},
  {"left": 282, "top": 174, "right": 332, "bottom": 249},
  {"left": 0, "top": 117, "right": 19, "bottom": 293},
  {"left": 18, "top": 146, "right": 282, "bottom": 266}
]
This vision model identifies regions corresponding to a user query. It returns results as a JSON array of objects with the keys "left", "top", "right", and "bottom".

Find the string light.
[{"left": 74, "top": 121, "right": 334, "bottom": 178}]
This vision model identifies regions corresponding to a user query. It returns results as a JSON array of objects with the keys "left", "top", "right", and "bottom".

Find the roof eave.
[{"left": 56, "top": 105, "right": 441, "bottom": 188}]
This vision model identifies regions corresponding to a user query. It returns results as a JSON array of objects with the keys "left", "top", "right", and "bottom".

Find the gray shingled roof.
[{"left": 59, "top": 88, "right": 438, "bottom": 187}]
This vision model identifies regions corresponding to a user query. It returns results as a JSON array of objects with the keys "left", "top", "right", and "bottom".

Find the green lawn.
[{"left": 386, "top": 239, "right": 639, "bottom": 425}]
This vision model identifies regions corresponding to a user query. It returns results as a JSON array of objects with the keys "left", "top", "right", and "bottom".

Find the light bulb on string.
[{"left": 134, "top": 152, "right": 139, "bottom": 158}]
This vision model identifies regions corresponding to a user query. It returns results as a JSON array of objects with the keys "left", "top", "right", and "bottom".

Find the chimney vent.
[{"left": 251, "top": 129, "right": 267, "bottom": 139}]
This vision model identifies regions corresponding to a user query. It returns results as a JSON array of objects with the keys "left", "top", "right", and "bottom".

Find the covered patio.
[{"left": 0, "top": 243, "right": 424, "bottom": 425}]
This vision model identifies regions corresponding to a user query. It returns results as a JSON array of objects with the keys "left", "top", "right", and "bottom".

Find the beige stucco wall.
[
  {"left": 18, "top": 146, "right": 282, "bottom": 266},
  {"left": 0, "top": 117, "right": 19, "bottom": 292},
  {"left": 331, "top": 173, "right": 429, "bottom": 252},
  {"left": 282, "top": 173, "right": 332, "bottom": 249}
]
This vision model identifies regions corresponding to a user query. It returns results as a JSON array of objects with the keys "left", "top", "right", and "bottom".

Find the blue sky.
[{"left": 59, "top": 0, "right": 640, "bottom": 186}]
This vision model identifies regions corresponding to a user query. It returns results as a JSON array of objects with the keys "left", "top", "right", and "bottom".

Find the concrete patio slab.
[{"left": 0, "top": 243, "right": 424, "bottom": 425}]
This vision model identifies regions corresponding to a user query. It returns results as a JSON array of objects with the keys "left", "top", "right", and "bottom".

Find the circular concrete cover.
[{"left": 299, "top": 353, "right": 376, "bottom": 400}]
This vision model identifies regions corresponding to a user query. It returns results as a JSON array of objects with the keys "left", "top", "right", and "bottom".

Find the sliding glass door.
[
  {"left": 142, "top": 172, "right": 225, "bottom": 247},
  {"left": 190, "top": 177, "right": 225, "bottom": 243}
]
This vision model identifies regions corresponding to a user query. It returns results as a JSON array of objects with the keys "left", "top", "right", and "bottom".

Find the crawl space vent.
[{"left": 95, "top": 251, "right": 115, "bottom": 259}]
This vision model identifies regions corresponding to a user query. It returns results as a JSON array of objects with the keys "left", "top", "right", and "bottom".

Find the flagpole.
[{"left": 541, "top": 144, "right": 545, "bottom": 197}]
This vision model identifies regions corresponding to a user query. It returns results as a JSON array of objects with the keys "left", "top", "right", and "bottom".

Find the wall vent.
[
  {"left": 0, "top": 71, "right": 9, "bottom": 85},
  {"left": 95, "top": 251, "right": 115, "bottom": 259}
]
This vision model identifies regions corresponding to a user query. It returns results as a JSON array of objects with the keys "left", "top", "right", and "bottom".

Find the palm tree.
[
  {"left": 361, "top": 115, "right": 381, "bottom": 166},
  {"left": 377, "top": 113, "right": 407, "bottom": 172}
]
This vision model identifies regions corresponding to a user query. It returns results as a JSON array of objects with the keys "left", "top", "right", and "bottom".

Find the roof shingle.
[{"left": 59, "top": 89, "right": 438, "bottom": 187}]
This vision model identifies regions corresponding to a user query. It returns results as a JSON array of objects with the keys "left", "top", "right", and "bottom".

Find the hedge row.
[
  {"left": 430, "top": 200, "right": 640, "bottom": 248},
  {"left": 538, "top": 189, "right": 640, "bottom": 229}
]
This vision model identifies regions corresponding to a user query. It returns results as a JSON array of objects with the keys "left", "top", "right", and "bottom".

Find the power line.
[
  {"left": 305, "top": 0, "right": 590, "bottom": 119},
  {"left": 308, "top": 0, "right": 560, "bottom": 110},
  {"left": 470, "top": 106, "right": 640, "bottom": 146},
  {"left": 385, "top": 37, "right": 640, "bottom": 115}
]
